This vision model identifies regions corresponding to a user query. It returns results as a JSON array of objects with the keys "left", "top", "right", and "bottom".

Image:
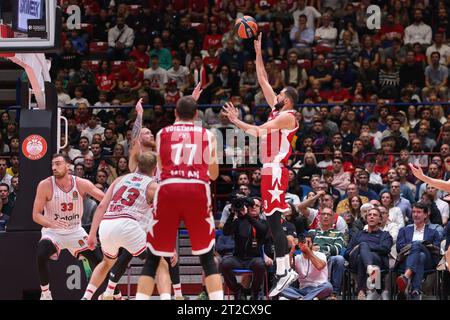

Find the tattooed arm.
[{"left": 129, "top": 98, "right": 143, "bottom": 172}]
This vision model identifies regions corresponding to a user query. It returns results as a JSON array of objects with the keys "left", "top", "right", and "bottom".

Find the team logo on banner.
[{"left": 22, "top": 135, "right": 48, "bottom": 160}]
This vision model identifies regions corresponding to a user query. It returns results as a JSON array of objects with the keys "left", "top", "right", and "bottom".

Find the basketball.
[{"left": 234, "top": 16, "right": 258, "bottom": 39}]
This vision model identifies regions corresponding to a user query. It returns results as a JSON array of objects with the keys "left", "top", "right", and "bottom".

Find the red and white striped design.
[{"left": 43, "top": 175, "right": 83, "bottom": 234}]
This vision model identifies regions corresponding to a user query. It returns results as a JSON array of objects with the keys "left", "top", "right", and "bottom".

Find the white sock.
[
  {"left": 173, "top": 283, "right": 182, "bottom": 298},
  {"left": 209, "top": 290, "right": 224, "bottom": 300},
  {"left": 284, "top": 254, "right": 291, "bottom": 271},
  {"left": 135, "top": 293, "right": 151, "bottom": 300},
  {"left": 104, "top": 280, "right": 117, "bottom": 296},
  {"left": 41, "top": 284, "right": 50, "bottom": 293},
  {"left": 160, "top": 293, "right": 171, "bottom": 300},
  {"left": 82, "top": 284, "right": 97, "bottom": 300},
  {"left": 276, "top": 257, "right": 286, "bottom": 276}
]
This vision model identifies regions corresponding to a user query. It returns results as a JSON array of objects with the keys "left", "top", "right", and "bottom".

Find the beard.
[{"left": 274, "top": 100, "right": 285, "bottom": 111}]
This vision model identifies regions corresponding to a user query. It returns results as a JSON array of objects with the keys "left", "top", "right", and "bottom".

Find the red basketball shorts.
[
  {"left": 146, "top": 179, "right": 216, "bottom": 256},
  {"left": 261, "top": 164, "right": 290, "bottom": 216}
]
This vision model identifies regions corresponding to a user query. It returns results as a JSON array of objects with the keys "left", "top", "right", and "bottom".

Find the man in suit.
[{"left": 396, "top": 202, "right": 442, "bottom": 300}]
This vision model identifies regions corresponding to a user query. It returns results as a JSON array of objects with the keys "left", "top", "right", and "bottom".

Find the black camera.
[{"left": 230, "top": 195, "right": 255, "bottom": 214}]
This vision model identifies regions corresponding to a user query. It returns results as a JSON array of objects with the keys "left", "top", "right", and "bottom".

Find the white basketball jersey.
[
  {"left": 104, "top": 172, "right": 154, "bottom": 229},
  {"left": 43, "top": 175, "right": 84, "bottom": 234}
]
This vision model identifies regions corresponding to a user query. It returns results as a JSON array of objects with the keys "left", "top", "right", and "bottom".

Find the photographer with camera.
[
  {"left": 220, "top": 196, "right": 269, "bottom": 300},
  {"left": 279, "top": 232, "right": 333, "bottom": 300}
]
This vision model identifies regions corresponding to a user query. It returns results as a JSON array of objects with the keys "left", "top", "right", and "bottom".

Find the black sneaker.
[{"left": 410, "top": 290, "right": 422, "bottom": 300}]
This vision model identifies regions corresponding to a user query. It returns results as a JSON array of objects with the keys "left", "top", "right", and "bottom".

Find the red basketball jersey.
[
  {"left": 260, "top": 109, "right": 298, "bottom": 165},
  {"left": 156, "top": 122, "right": 213, "bottom": 183}
]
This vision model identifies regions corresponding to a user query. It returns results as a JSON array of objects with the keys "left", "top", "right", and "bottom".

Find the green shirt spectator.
[{"left": 149, "top": 37, "right": 172, "bottom": 70}]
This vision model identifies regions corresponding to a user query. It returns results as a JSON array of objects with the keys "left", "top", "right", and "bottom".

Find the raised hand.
[
  {"left": 254, "top": 32, "right": 262, "bottom": 56},
  {"left": 135, "top": 98, "right": 144, "bottom": 116},
  {"left": 222, "top": 102, "right": 239, "bottom": 123},
  {"left": 409, "top": 163, "right": 426, "bottom": 181},
  {"left": 192, "top": 82, "right": 203, "bottom": 102}
]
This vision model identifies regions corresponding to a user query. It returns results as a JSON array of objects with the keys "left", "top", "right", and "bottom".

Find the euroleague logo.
[{"left": 22, "top": 134, "right": 48, "bottom": 160}]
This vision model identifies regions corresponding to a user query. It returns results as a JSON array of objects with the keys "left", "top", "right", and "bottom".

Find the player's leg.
[
  {"left": 81, "top": 253, "right": 116, "bottom": 300},
  {"left": 36, "top": 239, "right": 58, "bottom": 300},
  {"left": 102, "top": 249, "right": 133, "bottom": 299},
  {"left": 165, "top": 257, "right": 184, "bottom": 299},
  {"left": 156, "top": 257, "right": 172, "bottom": 300},
  {"left": 136, "top": 251, "right": 161, "bottom": 299},
  {"left": 183, "top": 184, "right": 223, "bottom": 300}
]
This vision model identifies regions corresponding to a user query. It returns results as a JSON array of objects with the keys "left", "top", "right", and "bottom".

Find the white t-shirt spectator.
[
  {"left": 143, "top": 67, "right": 168, "bottom": 91},
  {"left": 293, "top": 6, "right": 321, "bottom": 29},
  {"left": 315, "top": 26, "right": 338, "bottom": 48},
  {"left": 108, "top": 25, "right": 135, "bottom": 49},
  {"left": 69, "top": 97, "right": 90, "bottom": 107},
  {"left": 295, "top": 251, "right": 328, "bottom": 289},
  {"left": 167, "top": 66, "right": 190, "bottom": 89},
  {"left": 81, "top": 125, "right": 105, "bottom": 144},
  {"left": 404, "top": 22, "right": 432, "bottom": 45},
  {"left": 426, "top": 44, "right": 450, "bottom": 65},
  {"left": 93, "top": 101, "right": 112, "bottom": 114},
  {"left": 57, "top": 92, "right": 71, "bottom": 107}
]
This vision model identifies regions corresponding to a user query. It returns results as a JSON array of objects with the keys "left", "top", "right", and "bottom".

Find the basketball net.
[{"left": 0, "top": 24, "right": 51, "bottom": 109}]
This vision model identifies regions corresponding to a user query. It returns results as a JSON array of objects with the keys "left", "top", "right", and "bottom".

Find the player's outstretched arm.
[
  {"left": 222, "top": 102, "right": 295, "bottom": 137},
  {"left": 129, "top": 98, "right": 144, "bottom": 172},
  {"left": 32, "top": 179, "right": 68, "bottom": 229},
  {"left": 191, "top": 82, "right": 203, "bottom": 102},
  {"left": 409, "top": 163, "right": 450, "bottom": 192},
  {"left": 254, "top": 33, "right": 277, "bottom": 108},
  {"left": 77, "top": 178, "right": 105, "bottom": 202}
]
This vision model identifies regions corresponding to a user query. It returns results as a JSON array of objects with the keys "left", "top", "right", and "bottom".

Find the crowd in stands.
[{"left": 1, "top": 0, "right": 450, "bottom": 300}]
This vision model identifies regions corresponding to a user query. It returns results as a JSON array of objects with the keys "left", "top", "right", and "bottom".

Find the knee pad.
[
  {"left": 199, "top": 248, "right": 218, "bottom": 277},
  {"left": 37, "top": 239, "right": 57, "bottom": 261},
  {"left": 141, "top": 253, "right": 160, "bottom": 278}
]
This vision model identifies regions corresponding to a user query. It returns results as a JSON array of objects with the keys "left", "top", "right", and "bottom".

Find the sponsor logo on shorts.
[{"left": 22, "top": 134, "right": 48, "bottom": 160}]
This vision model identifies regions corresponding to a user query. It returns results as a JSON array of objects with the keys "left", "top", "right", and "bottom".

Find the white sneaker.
[
  {"left": 98, "top": 293, "right": 114, "bottom": 300},
  {"left": 366, "top": 265, "right": 380, "bottom": 290},
  {"left": 366, "top": 289, "right": 380, "bottom": 300},
  {"left": 40, "top": 291, "right": 52, "bottom": 300},
  {"left": 381, "top": 290, "right": 390, "bottom": 300},
  {"left": 269, "top": 270, "right": 298, "bottom": 298}
]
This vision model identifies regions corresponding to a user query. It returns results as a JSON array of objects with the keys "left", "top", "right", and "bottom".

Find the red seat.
[
  {"left": 80, "top": 23, "right": 94, "bottom": 37},
  {"left": 257, "top": 22, "right": 270, "bottom": 34},
  {"left": 111, "top": 61, "right": 126, "bottom": 73},
  {"left": 129, "top": 5, "right": 142, "bottom": 15},
  {"left": 89, "top": 41, "right": 108, "bottom": 54},
  {"left": 298, "top": 59, "right": 311, "bottom": 70},
  {"left": 191, "top": 22, "right": 206, "bottom": 36},
  {"left": 88, "top": 60, "right": 100, "bottom": 72}
]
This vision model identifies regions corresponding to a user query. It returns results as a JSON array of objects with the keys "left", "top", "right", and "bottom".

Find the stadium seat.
[
  {"left": 257, "top": 22, "right": 270, "bottom": 34},
  {"left": 87, "top": 60, "right": 100, "bottom": 73},
  {"left": 191, "top": 23, "right": 206, "bottom": 36},
  {"left": 298, "top": 59, "right": 311, "bottom": 70},
  {"left": 111, "top": 61, "right": 126, "bottom": 73},
  {"left": 80, "top": 23, "right": 94, "bottom": 38},
  {"left": 89, "top": 41, "right": 108, "bottom": 53},
  {"left": 129, "top": 5, "right": 142, "bottom": 15}
]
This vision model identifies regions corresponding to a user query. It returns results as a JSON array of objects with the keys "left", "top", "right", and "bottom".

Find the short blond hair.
[{"left": 138, "top": 152, "right": 157, "bottom": 175}]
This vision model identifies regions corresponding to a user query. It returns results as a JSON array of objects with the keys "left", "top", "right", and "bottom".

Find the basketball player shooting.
[
  {"left": 32, "top": 154, "right": 106, "bottom": 300},
  {"left": 222, "top": 33, "right": 300, "bottom": 297}
]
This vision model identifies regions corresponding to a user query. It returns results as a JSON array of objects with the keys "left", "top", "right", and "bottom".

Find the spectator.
[
  {"left": 221, "top": 197, "right": 269, "bottom": 300},
  {"left": 356, "top": 170, "right": 379, "bottom": 201},
  {"left": 375, "top": 13, "right": 404, "bottom": 49},
  {"left": 297, "top": 152, "right": 321, "bottom": 186},
  {"left": 292, "top": 0, "right": 321, "bottom": 30},
  {"left": 115, "top": 156, "right": 130, "bottom": 177},
  {"left": 147, "top": 105, "right": 172, "bottom": 136},
  {"left": 336, "top": 183, "right": 369, "bottom": 215},
  {"left": 0, "top": 183, "right": 13, "bottom": 217},
  {"left": 191, "top": 53, "right": 215, "bottom": 102},
  {"left": 9, "top": 175, "right": 18, "bottom": 204},
  {"left": 308, "top": 54, "right": 333, "bottom": 90},
  {"left": 83, "top": 155, "right": 97, "bottom": 183},
  {"left": 314, "top": 14, "right": 337, "bottom": 49},
  {"left": 167, "top": 55, "right": 191, "bottom": 93},
  {"left": 422, "top": 52, "right": 449, "bottom": 100},
  {"left": 426, "top": 32, "right": 450, "bottom": 66},
  {"left": 425, "top": 185, "right": 449, "bottom": 226},
  {"left": 81, "top": 115, "right": 105, "bottom": 144},
  {"left": 107, "top": 16, "right": 135, "bottom": 60},
  {"left": 174, "top": 16, "right": 200, "bottom": 50},
  {"left": 396, "top": 203, "right": 442, "bottom": 300},
  {"left": 150, "top": 37, "right": 172, "bottom": 70},
  {"left": 399, "top": 50, "right": 425, "bottom": 93},
  {"left": 0, "top": 203, "right": 8, "bottom": 231},
  {"left": 219, "top": 38, "right": 245, "bottom": 72},
  {"left": 403, "top": 9, "right": 432, "bottom": 46},
  {"left": 0, "top": 159, "right": 12, "bottom": 190},
  {"left": 129, "top": 40, "right": 150, "bottom": 70},
  {"left": 239, "top": 60, "right": 258, "bottom": 104},
  {"left": 310, "top": 207, "right": 346, "bottom": 299},
  {"left": 5, "top": 154, "right": 18, "bottom": 177},
  {"left": 325, "top": 78, "right": 351, "bottom": 104},
  {"left": 117, "top": 57, "right": 143, "bottom": 97},
  {"left": 266, "top": 20, "right": 291, "bottom": 59},
  {"left": 69, "top": 87, "right": 90, "bottom": 108},
  {"left": 144, "top": 55, "right": 168, "bottom": 93},
  {"left": 378, "top": 57, "right": 400, "bottom": 99},
  {"left": 55, "top": 79, "right": 71, "bottom": 108},
  {"left": 279, "top": 232, "right": 332, "bottom": 300},
  {"left": 290, "top": 14, "right": 314, "bottom": 58},
  {"left": 95, "top": 60, "right": 117, "bottom": 95},
  {"left": 331, "top": 157, "right": 352, "bottom": 194},
  {"left": 344, "top": 207, "right": 393, "bottom": 300},
  {"left": 202, "top": 22, "right": 223, "bottom": 53},
  {"left": 359, "top": 35, "right": 380, "bottom": 68}
]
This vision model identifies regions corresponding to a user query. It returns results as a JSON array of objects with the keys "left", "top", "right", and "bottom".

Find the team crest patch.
[
  {"left": 78, "top": 239, "right": 85, "bottom": 247},
  {"left": 73, "top": 191, "right": 79, "bottom": 200},
  {"left": 22, "top": 134, "right": 48, "bottom": 160}
]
